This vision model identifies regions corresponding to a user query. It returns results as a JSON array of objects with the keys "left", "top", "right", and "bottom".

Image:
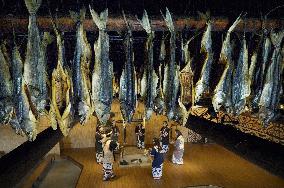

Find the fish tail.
[
  {"left": 24, "top": 0, "right": 42, "bottom": 15},
  {"left": 89, "top": 6, "right": 108, "bottom": 30},
  {"left": 137, "top": 10, "right": 152, "bottom": 34},
  {"left": 162, "top": 7, "right": 175, "bottom": 33},
  {"left": 228, "top": 14, "right": 242, "bottom": 33},
  {"left": 70, "top": 8, "right": 86, "bottom": 23}
]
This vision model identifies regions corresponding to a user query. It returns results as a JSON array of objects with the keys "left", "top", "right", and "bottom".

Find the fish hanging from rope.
[
  {"left": 194, "top": 16, "right": 214, "bottom": 103},
  {"left": 50, "top": 14, "right": 73, "bottom": 136},
  {"left": 0, "top": 41, "right": 13, "bottom": 126},
  {"left": 89, "top": 6, "right": 113, "bottom": 126},
  {"left": 250, "top": 31, "right": 272, "bottom": 112},
  {"left": 10, "top": 41, "right": 37, "bottom": 141},
  {"left": 70, "top": 8, "right": 94, "bottom": 125},
  {"left": 231, "top": 34, "right": 250, "bottom": 115},
  {"left": 138, "top": 10, "right": 158, "bottom": 120},
  {"left": 212, "top": 14, "right": 242, "bottom": 113},
  {"left": 24, "top": 0, "right": 52, "bottom": 115},
  {"left": 258, "top": 31, "right": 284, "bottom": 126},
  {"left": 161, "top": 8, "right": 180, "bottom": 120},
  {"left": 119, "top": 12, "right": 137, "bottom": 123},
  {"left": 153, "top": 37, "right": 165, "bottom": 115}
]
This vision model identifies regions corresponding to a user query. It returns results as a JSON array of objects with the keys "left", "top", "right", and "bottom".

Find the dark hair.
[
  {"left": 96, "top": 125, "right": 101, "bottom": 132},
  {"left": 153, "top": 137, "right": 160, "bottom": 146},
  {"left": 153, "top": 137, "right": 162, "bottom": 152},
  {"left": 105, "top": 128, "right": 112, "bottom": 137},
  {"left": 175, "top": 129, "right": 182, "bottom": 137},
  {"left": 109, "top": 141, "right": 118, "bottom": 152}
]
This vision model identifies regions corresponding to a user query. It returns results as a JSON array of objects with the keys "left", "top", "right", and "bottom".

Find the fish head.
[
  {"left": 0, "top": 100, "right": 14, "bottom": 124},
  {"left": 36, "top": 99, "right": 48, "bottom": 115},
  {"left": 94, "top": 102, "right": 111, "bottom": 125},
  {"left": 23, "top": 118, "right": 37, "bottom": 141},
  {"left": 212, "top": 93, "right": 224, "bottom": 112},
  {"left": 145, "top": 108, "right": 153, "bottom": 120},
  {"left": 167, "top": 109, "right": 175, "bottom": 120},
  {"left": 194, "top": 83, "right": 203, "bottom": 103},
  {"left": 10, "top": 118, "right": 24, "bottom": 135},
  {"left": 153, "top": 98, "right": 165, "bottom": 115}
]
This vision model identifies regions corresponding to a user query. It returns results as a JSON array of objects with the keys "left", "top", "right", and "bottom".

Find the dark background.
[
  {"left": 0, "top": 0, "right": 283, "bottom": 108},
  {"left": 0, "top": 0, "right": 283, "bottom": 18}
]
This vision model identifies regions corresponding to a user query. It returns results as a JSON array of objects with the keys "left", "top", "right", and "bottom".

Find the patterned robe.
[{"left": 172, "top": 135, "right": 184, "bottom": 164}]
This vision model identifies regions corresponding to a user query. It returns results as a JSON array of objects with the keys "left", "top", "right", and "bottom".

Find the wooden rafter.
[{"left": 0, "top": 16, "right": 283, "bottom": 33}]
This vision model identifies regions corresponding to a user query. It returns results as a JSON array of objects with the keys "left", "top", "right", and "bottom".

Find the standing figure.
[
  {"left": 160, "top": 121, "right": 171, "bottom": 153},
  {"left": 95, "top": 126, "right": 104, "bottom": 164},
  {"left": 135, "top": 123, "right": 145, "bottom": 149},
  {"left": 102, "top": 139, "right": 120, "bottom": 181},
  {"left": 111, "top": 120, "right": 120, "bottom": 142},
  {"left": 171, "top": 129, "right": 185, "bottom": 165},
  {"left": 106, "top": 112, "right": 115, "bottom": 128},
  {"left": 149, "top": 138, "right": 165, "bottom": 180}
]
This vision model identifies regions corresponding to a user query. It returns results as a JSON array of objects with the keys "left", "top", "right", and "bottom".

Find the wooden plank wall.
[
  {"left": 0, "top": 116, "right": 60, "bottom": 155},
  {"left": 61, "top": 99, "right": 202, "bottom": 149}
]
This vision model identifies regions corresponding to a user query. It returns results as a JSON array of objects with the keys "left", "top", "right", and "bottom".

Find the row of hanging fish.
[
  {"left": 0, "top": 1, "right": 114, "bottom": 140},
  {"left": 1, "top": 3, "right": 283, "bottom": 141},
  {"left": 209, "top": 15, "right": 284, "bottom": 126}
]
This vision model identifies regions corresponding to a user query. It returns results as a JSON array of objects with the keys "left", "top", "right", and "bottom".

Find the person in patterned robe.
[
  {"left": 171, "top": 129, "right": 185, "bottom": 165},
  {"left": 149, "top": 137, "right": 165, "bottom": 180},
  {"left": 160, "top": 121, "right": 171, "bottom": 153},
  {"left": 102, "top": 139, "right": 120, "bottom": 181},
  {"left": 95, "top": 126, "right": 104, "bottom": 164},
  {"left": 135, "top": 123, "right": 145, "bottom": 149},
  {"left": 111, "top": 120, "right": 120, "bottom": 142}
]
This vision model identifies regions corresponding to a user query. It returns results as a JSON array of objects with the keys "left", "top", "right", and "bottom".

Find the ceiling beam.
[{"left": 0, "top": 16, "right": 283, "bottom": 33}]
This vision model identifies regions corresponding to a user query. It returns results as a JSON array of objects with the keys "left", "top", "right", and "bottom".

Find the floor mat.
[
  {"left": 119, "top": 146, "right": 152, "bottom": 168},
  {"left": 38, "top": 158, "right": 81, "bottom": 188}
]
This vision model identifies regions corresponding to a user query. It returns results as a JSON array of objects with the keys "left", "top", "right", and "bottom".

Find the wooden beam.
[
  {"left": 0, "top": 16, "right": 283, "bottom": 33},
  {"left": 0, "top": 127, "right": 63, "bottom": 188}
]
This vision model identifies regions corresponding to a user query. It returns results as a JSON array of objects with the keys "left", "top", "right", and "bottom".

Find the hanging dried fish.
[
  {"left": 250, "top": 34, "right": 272, "bottom": 111},
  {"left": 37, "top": 32, "right": 53, "bottom": 114},
  {"left": 258, "top": 31, "right": 284, "bottom": 126},
  {"left": 119, "top": 15, "right": 136, "bottom": 123},
  {"left": 0, "top": 41, "right": 13, "bottom": 125},
  {"left": 232, "top": 35, "right": 250, "bottom": 115},
  {"left": 89, "top": 7, "right": 113, "bottom": 125},
  {"left": 50, "top": 17, "right": 72, "bottom": 136},
  {"left": 24, "top": 0, "right": 45, "bottom": 113},
  {"left": 10, "top": 43, "right": 37, "bottom": 140},
  {"left": 70, "top": 9, "right": 93, "bottom": 125},
  {"left": 138, "top": 10, "right": 158, "bottom": 120},
  {"left": 212, "top": 15, "right": 242, "bottom": 113},
  {"left": 195, "top": 21, "right": 214, "bottom": 103},
  {"left": 161, "top": 8, "right": 180, "bottom": 120}
]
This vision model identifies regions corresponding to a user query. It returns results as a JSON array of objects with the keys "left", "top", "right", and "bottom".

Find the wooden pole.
[{"left": 0, "top": 16, "right": 283, "bottom": 33}]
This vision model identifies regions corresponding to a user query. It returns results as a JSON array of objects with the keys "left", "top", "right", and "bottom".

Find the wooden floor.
[{"left": 61, "top": 144, "right": 284, "bottom": 188}]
